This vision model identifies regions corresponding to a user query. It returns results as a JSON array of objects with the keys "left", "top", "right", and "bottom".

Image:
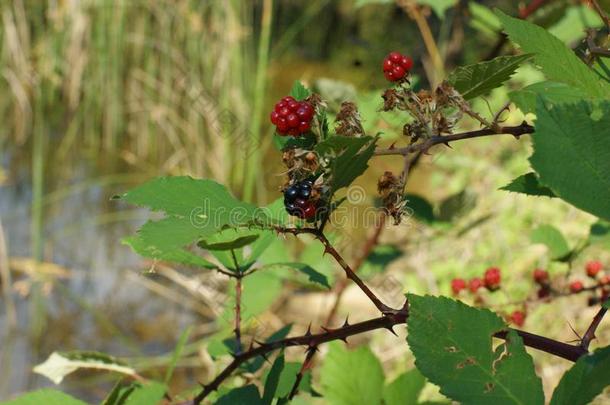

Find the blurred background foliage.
[{"left": 1, "top": 0, "right": 609, "bottom": 403}]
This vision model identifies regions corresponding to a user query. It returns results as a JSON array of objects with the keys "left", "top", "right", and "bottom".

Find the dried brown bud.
[
  {"left": 382, "top": 89, "right": 399, "bottom": 111},
  {"left": 335, "top": 101, "right": 364, "bottom": 137},
  {"left": 377, "top": 171, "right": 404, "bottom": 225}
]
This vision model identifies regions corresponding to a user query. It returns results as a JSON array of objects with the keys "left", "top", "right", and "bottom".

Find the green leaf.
[
  {"left": 320, "top": 342, "right": 385, "bottom": 405},
  {"left": 550, "top": 346, "right": 610, "bottom": 405},
  {"left": 603, "top": 300, "right": 610, "bottom": 310},
  {"left": 383, "top": 368, "right": 426, "bottom": 405},
  {"left": 529, "top": 100, "right": 610, "bottom": 221},
  {"left": 407, "top": 294, "right": 544, "bottom": 405},
  {"left": 123, "top": 235, "right": 216, "bottom": 269},
  {"left": 360, "top": 245, "right": 403, "bottom": 276},
  {"left": 273, "top": 132, "right": 317, "bottom": 151},
  {"left": 468, "top": 3, "right": 501, "bottom": 37},
  {"left": 324, "top": 136, "right": 378, "bottom": 195},
  {"left": 500, "top": 173, "right": 557, "bottom": 198},
  {"left": 437, "top": 190, "right": 476, "bottom": 222},
  {"left": 495, "top": 10, "right": 610, "bottom": 98},
  {"left": 355, "top": 0, "right": 392, "bottom": 7},
  {"left": 531, "top": 225, "right": 571, "bottom": 260},
  {"left": 447, "top": 54, "right": 533, "bottom": 100},
  {"left": 262, "top": 262, "right": 331, "bottom": 289},
  {"left": 509, "top": 82, "right": 589, "bottom": 115},
  {"left": 164, "top": 327, "right": 191, "bottom": 384},
  {"left": 33, "top": 351, "right": 136, "bottom": 384},
  {"left": 119, "top": 177, "right": 278, "bottom": 267},
  {"left": 198, "top": 235, "right": 260, "bottom": 251},
  {"left": 405, "top": 194, "right": 436, "bottom": 223},
  {"left": 216, "top": 385, "right": 263, "bottom": 405},
  {"left": 0, "top": 390, "right": 87, "bottom": 405},
  {"left": 263, "top": 354, "right": 285, "bottom": 404},
  {"left": 290, "top": 81, "right": 311, "bottom": 101},
  {"left": 267, "top": 362, "right": 312, "bottom": 399},
  {"left": 589, "top": 221, "right": 610, "bottom": 248},
  {"left": 122, "top": 382, "right": 166, "bottom": 405}
]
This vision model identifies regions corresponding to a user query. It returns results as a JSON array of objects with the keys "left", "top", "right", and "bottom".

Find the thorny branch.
[
  {"left": 373, "top": 122, "right": 535, "bottom": 157},
  {"left": 581, "top": 306, "right": 608, "bottom": 350}
]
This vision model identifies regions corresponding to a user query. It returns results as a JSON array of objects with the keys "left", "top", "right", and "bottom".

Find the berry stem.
[
  {"left": 373, "top": 122, "right": 535, "bottom": 157},
  {"left": 231, "top": 249, "right": 243, "bottom": 354}
]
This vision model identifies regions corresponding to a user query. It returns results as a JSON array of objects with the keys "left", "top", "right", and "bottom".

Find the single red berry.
[
  {"left": 383, "top": 59, "right": 393, "bottom": 72},
  {"left": 270, "top": 111, "right": 280, "bottom": 125},
  {"left": 510, "top": 310, "right": 526, "bottom": 327},
  {"left": 277, "top": 118, "right": 289, "bottom": 133},
  {"left": 400, "top": 55, "right": 413, "bottom": 70},
  {"left": 302, "top": 203, "right": 317, "bottom": 219},
  {"left": 586, "top": 260, "right": 603, "bottom": 278},
  {"left": 298, "top": 121, "right": 310, "bottom": 132},
  {"left": 569, "top": 280, "right": 584, "bottom": 293},
  {"left": 451, "top": 278, "right": 467, "bottom": 295},
  {"left": 484, "top": 267, "right": 501, "bottom": 291},
  {"left": 286, "top": 114, "right": 299, "bottom": 128},
  {"left": 391, "top": 65, "right": 405, "bottom": 78},
  {"left": 533, "top": 268, "right": 549, "bottom": 284},
  {"left": 388, "top": 52, "right": 402, "bottom": 63},
  {"left": 600, "top": 275, "right": 610, "bottom": 285},
  {"left": 469, "top": 278, "right": 483, "bottom": 293}
]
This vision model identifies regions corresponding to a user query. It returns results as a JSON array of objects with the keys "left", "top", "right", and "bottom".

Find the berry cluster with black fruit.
[
  {"left": 382, "top": 51, "right": 413, "bottom": 82},
  {"left": 270, "top": 96, "right": 314, "bottom": 136},
  {"left": 283, "top": 179, "right": 319, "bottom": 220}
]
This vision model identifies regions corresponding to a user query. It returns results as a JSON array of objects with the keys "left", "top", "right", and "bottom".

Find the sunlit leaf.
[{"left": 407, "top": 294, "right": 544, "bottom": 405}]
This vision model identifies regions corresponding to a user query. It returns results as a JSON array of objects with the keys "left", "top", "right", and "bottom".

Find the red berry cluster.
[
  {"left": 270, "top": 96, "right": 314, "bottom": 136},
  {"left": 531, "top": 260, "right": 610, "bottom": 305},
  {"left": 451, "top": 267, "right": 502, "bottom": 295},
  {"left": 382, "top": 51, "right": 413, "bottom": 82}
]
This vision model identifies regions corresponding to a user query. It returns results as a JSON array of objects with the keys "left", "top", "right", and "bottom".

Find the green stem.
[{"left": 243, "top": 0, "right": 273, "bottom": 202}]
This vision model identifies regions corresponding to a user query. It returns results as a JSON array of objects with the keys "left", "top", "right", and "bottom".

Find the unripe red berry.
[
  {"left": 469, "top": 278, "right": 483, "bottom": 293},
  {"left": 484, "top": 267, "right": 501, "bottom": 291},
  {"left": 451, "top": 278, "right": 467, "bottom": 295},
  {"left": 600, "top": 275, "right": 610, "bottom": 285},
  {"left": 509, "top": 310, "right": 526, "bottom": 327},
  {"left": 533, "top": 268, "right": 549, "bottom": 284},
  {"left": 382, "top": 51, "right": 413, "bottom": 82},
  {"left": 569, "top": 280, "right": 584, "bottom": 293},
  {"left": 586, "top": 260, "right": 603, "bottom": 278},
  {"left": 271, "top": 96, "right": 314, "bottom": 136}
]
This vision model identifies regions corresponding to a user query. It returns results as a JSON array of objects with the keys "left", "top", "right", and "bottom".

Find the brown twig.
[
  {"left": 374, "top": 122, "right": 534, "bottom": 157},
  {"left": 191, "top": 305, "right": 589, "bottom": 403},
  {"left": 588, "top": 0, "right": 610, "bottom": 31},
  {"left": 288, "top": 346, "right": 317, "bottom": 399},
  {"left": 230, "top": 250, "right": 243, "bottom": 353},
  {"left": 325, "top": 213, "right": 387, "bottom": 326},
  {"left": 192, "top": 311, "right": 408, "bottom": 404}
]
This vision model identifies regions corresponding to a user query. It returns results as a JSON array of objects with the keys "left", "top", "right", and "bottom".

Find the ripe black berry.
[
  {"left": 271, "top": 96, "right": 314, "bottom": 136},
  {"left": 284, "top": 180, "right": 317, "bottom": 219}
]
